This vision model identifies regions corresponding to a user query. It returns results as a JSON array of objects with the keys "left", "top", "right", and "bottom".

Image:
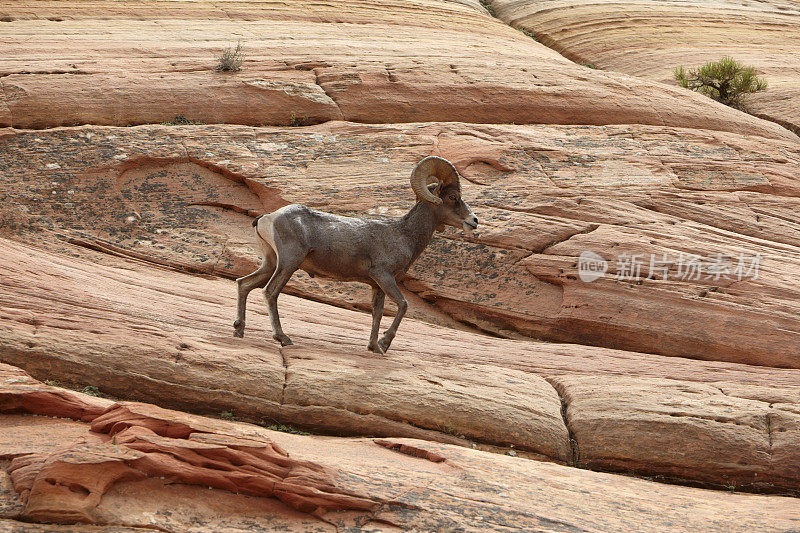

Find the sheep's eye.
[{"left": 448, "top": 194, "right": 457, "bottom": 201}]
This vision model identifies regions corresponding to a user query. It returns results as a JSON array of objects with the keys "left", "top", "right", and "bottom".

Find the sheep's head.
[{"left": 410, "top": 156, "right": 479, "bottom": 232}]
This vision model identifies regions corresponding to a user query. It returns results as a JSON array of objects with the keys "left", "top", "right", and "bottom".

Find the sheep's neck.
[{"left": 399, "top": 201, "right": 439, "bottom": 264}]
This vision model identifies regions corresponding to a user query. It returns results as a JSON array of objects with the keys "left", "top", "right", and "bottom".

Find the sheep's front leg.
[
  {"left": 367, "top": 286, "right": 386, "bottom": 354},
  {"left": 370, "top": 272, "right": 407, "bottom": 353}
]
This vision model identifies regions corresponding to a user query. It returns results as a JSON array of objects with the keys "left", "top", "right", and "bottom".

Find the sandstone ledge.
[
  {"left": 1, "top": 121, "right": 799, "bottom": 368},
  {"left": 1, "top": 236, "right": 799, "bottom": 494},
  {"left": 490, "top": 0, "right": 800, "bottom": 134},
  {"left": 2, "top": 365, "right": 800, "bottom": 531},
  {"left": 0, "top": 0, "right": 793, "bottom": 142}
]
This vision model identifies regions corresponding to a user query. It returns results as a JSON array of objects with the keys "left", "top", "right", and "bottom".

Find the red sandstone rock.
[
  {"left": 11, "top": 445, "right": 146, "bottom": 524},
  {"left": 0, "top": 0, "right": 793, "bottom": 142},
  {"left": 0, "top": 367, "right": 112, "bottom": 422},
  {"left": 2, "top": 367, "right": 800, "bottom": 531},
  {"left": 3, "top": 373, "right": 380, "bottom": 524},
  {"left": 1, "top": 238, "right": 799, "bottom": 494},
  {"left": 552, "top": 375, "right": 800, "bottom": 493},
  {"left": 0, "top": 519, "right": 157, "bottom": 532},
  {"left": 490, "top": 0, "right": 800, "bottom": 133},
  {"left": 1, "top": 121, "right": 798, "bottom": 368},
  {"left": 0, "top": 1, "right": 799, "bottom": 528}
]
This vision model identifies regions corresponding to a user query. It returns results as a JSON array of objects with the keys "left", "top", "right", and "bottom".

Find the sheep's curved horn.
[{"left": 410, "top": 156, "right": 460, "bottom": 205}]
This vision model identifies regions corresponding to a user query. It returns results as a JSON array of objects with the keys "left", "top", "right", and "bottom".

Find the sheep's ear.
[{"left": 427, "top": 183, "right": 441, "bottom": 196}]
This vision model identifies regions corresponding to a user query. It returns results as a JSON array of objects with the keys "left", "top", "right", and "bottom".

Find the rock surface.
[
  {"left": 0, "top": 0, "right": 793, "bottom": 142},
  {"left": 1, "top": 0, "right": 799, "bottom": 529},
  {"left": 2, "top": 365, "right": 800, "bottom": 532},
  {"left": 2, "top": 236, "right": 799, "bottom": 495},
  {"left": 490, "top": 0, "right": 800, "bottom": 133},
  {"left": 552, "top": 375, "right": 800, "bottom": 493},
  {"left": 1, "top": 121, "right": 799, "bottom": 368}
]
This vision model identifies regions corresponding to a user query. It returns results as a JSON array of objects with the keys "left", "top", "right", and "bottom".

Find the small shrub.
[
  {"left": 162, "top": 115, "right": 203, "bottom": 126},
  {"left": 580, "top": 62, "right": 599, "bottom": 69},
  {"left": 439, "top": 423, "right": 460, "bottom": 436},
  {"left": 519, "top": 28, "right": 539, "bottom": 42},
  {"left": 674, "top": 56, "right": 767, "bottom": 109},
  {"left": 82, "top": 385, "right": 101, "bottom": 397},
  {"left": 220, "top": 410, "right": 235, "bottom": 421},
  {"left": 215, "top": 42, "right": 244, "bottom": 72},
  {"left": 44, "top": 379, "right": 60, "bottom": 387},
  {"left": 479, "top": 0, "right": 496, "bottom": 18},
  {"left": 265, "top": 423, "right": 310, "bottom": 435},
  {"left": 288, "top": 111, "right": 309, "bottom": 127}
]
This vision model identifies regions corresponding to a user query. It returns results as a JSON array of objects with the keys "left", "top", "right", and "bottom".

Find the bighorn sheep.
[{"left": 233, "top": 156, "right": 478, "bottom": 353}]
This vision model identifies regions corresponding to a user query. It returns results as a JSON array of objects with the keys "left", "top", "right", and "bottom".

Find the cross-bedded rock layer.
[
  {"left": 2, "top": 364, "right": 799, "bottom": 531},
  {"left": 0, "top": 0, "right": 793, "bottom": 142},
  {"left": 1, "top": 121, "right": 799, "bottom": 368},
  {"left": 490, "top": 0, "right": 800, "bottom": 134},
  {"left": 1, "top": 236, "right": 799, "bottom": 496},
  {"left": 1, "top": 0, "right": 799, "bottom": 529}
]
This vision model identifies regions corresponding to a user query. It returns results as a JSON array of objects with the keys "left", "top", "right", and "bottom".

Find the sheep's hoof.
[
  {"left": 233, "top": 320, "right": 244, "bottom": 338},
  {"left": 367, "top": 341, "right": 385, "bottom": 355},
  {"left": 233, "top": 329, "right": 244, "bottom": 338},
  {"left": 377, "top": 336, "right": 393, "bottom": 352},
  {"left": 274, "top": 334, "right": 293, "bottom": 346}
]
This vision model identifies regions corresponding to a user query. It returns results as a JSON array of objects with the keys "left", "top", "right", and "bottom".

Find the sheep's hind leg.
[
  {"left": 370, "top": 272, "right": 407, "bottom": 353},
  {"left": 233, "top": 248, "right": 276, "bottom": 337},
  {"left": 367, "top": 286, "right": 386, "bottom": 354},
  {"left": 262, "top": 258, "right": 301, "bottom": 347}
]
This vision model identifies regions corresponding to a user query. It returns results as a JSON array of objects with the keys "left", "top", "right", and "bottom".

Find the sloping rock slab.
[
  {"left": 552, "top": 375, "right": 800, "bottom": 494},
  {"left": 490, "top": 0, "right": 800, "bottom": 133},
  {"left": 1, "top": 122, "right": 800, "bottom": 367},
  {"left": 0, "top": 519, "right": 159, "bottom": 532},
  {"left": 1, "top": 365, "right": 112, "bottom": 422},
  {"left": 280, "top": 346, "right": 570, "bottom": 460},
  {"left": 2, "top": 238, "right": 800, "bottom": 492},
  {"left": 0, "top": 238, "right": 571, "bottom": 460},
  {"left": 0, "top": 1, "right": 794, "bottom": 139},
  {"left": 2, "top": 366, "right": 800, "bottom": 532},
  {"left": 4, "top": 375, "right": 379, "bottom": 524}
]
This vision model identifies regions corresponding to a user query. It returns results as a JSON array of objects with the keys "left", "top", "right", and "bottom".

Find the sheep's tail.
[
  {"left": 252, "top": 213, "right": 279, "bottom": 259},
  {"left": 252, "top": 214, "right": 269, "bottom": 248}
]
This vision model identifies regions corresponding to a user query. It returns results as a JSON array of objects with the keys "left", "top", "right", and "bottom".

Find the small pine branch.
[{"left": 674, "top": 57, "right": 767, "bottom": 109}]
